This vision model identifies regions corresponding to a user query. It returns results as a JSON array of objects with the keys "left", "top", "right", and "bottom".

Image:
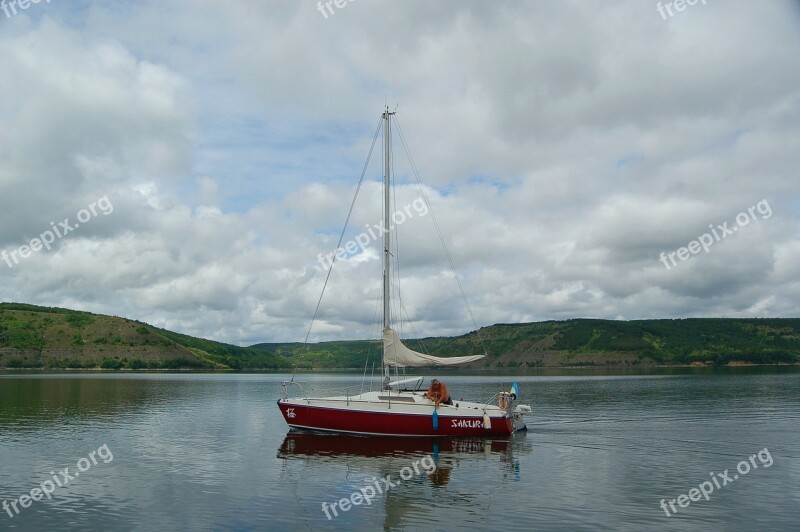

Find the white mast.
[
  {"left": 382, "top": 107, "right": 394, "bottom": 386},
  {"left": 383, "top": 108, "right": 392, "bottom": 332}
]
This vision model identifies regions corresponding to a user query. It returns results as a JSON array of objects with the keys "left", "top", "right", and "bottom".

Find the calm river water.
[{"left": 1, "top": 368, "right": 798, "bottom": 530}]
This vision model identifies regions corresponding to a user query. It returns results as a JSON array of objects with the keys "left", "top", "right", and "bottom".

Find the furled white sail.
[{"left": 382, "top": 327, "right": 485, "bottom": 367}]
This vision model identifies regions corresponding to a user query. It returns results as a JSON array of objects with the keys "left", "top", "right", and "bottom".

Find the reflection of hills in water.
[
  {"left": 277, "top": 432, "right": 532, "bottom": 528},
  {"left": 0, "top": 375, "right": 202, "bottom": 431}
]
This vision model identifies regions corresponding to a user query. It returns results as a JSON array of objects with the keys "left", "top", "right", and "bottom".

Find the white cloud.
[{"left": 0, "top": 0, "right": 799, "bottom": 345}]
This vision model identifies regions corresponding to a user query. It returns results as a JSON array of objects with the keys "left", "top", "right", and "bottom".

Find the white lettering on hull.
[{"left": 451, "top": 418, "right": 483, "bottom": 429}]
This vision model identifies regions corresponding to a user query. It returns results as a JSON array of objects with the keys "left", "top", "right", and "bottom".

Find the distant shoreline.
[
  {"left": 2, "top": 362, "right": 798, "bottom": 373},
  {"left": 3, "top": 304, "right": 800, "bottom": 371}
]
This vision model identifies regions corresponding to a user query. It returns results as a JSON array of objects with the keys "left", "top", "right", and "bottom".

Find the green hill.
[
  {"left": 251, "top": 318, "right": 800, "bottom": 369},
  {"left": 0, "top": 303, "right": 288, "bottom": 370},
  {"left": 2, "top": 303, "right": 799, "bottom": 369}
]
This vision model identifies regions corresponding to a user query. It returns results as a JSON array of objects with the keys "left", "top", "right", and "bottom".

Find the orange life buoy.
[{"left": 498, "top": 392, "right": 510, "bottom": 409}]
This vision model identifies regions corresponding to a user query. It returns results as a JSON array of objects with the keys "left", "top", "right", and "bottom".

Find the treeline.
[
  {"left": 152, "top": 327, "right": 289, "bottom": 369},
  {"left": 0, "top": 303, "right": 287, "bottom": 370},
  {"left": 548, "top": 318, "right": 800, "bottom": 365},
  {"left": 252, "top": 318, "right": 800, "bottom": 368},
  {"left": 249, "top": 340, "right": 383, "bottom": 369},
  {"left": 3, "top": 356, "right": 209, "bottom": 370},
  {"left": 2, "top": 303, "right": 799, "bottom": 369}
]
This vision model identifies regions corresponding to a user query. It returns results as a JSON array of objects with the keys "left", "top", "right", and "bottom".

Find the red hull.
[{"left": 278, "top": 399, "right": 514, "bottom": 437}]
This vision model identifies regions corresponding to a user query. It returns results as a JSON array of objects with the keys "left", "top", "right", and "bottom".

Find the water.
[{"left": 1, "top": 368, "right": 798, "bottom": 530}]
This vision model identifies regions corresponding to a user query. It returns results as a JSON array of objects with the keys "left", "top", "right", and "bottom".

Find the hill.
[
  {"left": 0, "top": 303, "right": 288, "bottom": 370},
  {"left": 251, "top": 318, "right": 800, "bottom": 369},
  {"left": 2, "top": 303, "right": 799, "bottom": 369}
]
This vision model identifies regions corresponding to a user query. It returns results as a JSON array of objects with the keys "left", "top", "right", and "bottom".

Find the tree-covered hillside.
[
  {"left": 0, "top": 303, "right": 288, "bottom": 369},
  {"left": 252, "top": 318, "right": 800, "bottom": 368},
  {"left": 2, "top": 303, "right": 798, "bottom": 369}
]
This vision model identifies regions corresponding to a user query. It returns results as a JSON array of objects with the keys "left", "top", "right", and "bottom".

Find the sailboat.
[{"left": 277, "top": 108, "right": 531, "bottom": 436}]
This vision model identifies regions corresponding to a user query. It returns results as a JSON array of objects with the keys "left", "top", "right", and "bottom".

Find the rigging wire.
[
  {"left": 303, "top": 116, "right": 383, "bottom": 347},
  {"left": 390, "top": 123, "right": 404, "bottom": 339},
  {"left": 393, "top": 116, "right": 490, "bottom": 358},
  {"left": 389, "top": 124, "right": 405, "bottom": 385},
  {"left": 367, "top": 276, "right": 383, "bottom": 387},
  {"left": 399, "top": 303, "right": 431, "bottom": 355}
]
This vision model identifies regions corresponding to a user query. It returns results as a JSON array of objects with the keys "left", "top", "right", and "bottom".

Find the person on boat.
[{"left": 426, "top": 378, "right": 452, "bottom": 406}]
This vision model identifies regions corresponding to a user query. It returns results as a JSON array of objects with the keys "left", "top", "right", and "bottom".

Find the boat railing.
[
  {"left": 481, "top": 389, "right": 516, "bottom": 413},
  {"left": 281, "top": 380, "right": 362, "bottom": 401},
  {"left": 281, "top": 380, "right": 308, "bottom": 399}
]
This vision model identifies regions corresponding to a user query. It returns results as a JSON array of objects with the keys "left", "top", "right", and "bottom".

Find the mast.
[
  {"left": 383, "top": 108, "right": 393, "bottom": 331},
  {"left": 382, "top": 107, "right": 394, "bottom": 385}
]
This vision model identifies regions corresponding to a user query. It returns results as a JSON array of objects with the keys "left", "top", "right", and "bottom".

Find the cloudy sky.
[{"left": 1, "top": 0, "right": 799, "bottom": 345}]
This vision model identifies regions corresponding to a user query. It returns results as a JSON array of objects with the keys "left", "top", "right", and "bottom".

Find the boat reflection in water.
[
  {"left": 278, "top": 430, "right": 523, "bottom": 458},
  {"left": 276, "top": 431, "right": 532, "bottom": 527}
]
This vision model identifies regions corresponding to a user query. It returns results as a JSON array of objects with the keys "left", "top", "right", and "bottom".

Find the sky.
[{"left": 1, "top": 0, "right": 799, "bottom": 345}]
